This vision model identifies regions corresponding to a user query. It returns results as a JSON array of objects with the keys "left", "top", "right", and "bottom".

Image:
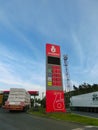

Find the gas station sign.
[
  {"left": 46, "top": 43, "right": 66, "bottom": 112},
  {"left": 46, "top": 44, "right": 60, "bottom": 57}
]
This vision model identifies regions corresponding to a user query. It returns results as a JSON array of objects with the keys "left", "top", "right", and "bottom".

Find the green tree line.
[{"left": 72, "top": 83, "right": 98, "bottom": 96}]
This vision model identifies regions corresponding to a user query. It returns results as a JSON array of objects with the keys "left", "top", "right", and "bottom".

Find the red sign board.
[
  {"left": 46, "top": 43, "right": 66, "bottom": 113},
  {"left": 46, "top": 43, "right": 60, "bottom": 57},
  {"left": 28, "top": 91, "right": 39, "bottom": 95},
  {"left": 46, "top": 90, "right": 66, "bottom": 112}
]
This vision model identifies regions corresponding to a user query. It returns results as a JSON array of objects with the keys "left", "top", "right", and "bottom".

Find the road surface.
[
  {"left": 0, "top": 108, "right": 98, "bottom": 130},
  {"left": 72, "top": 111, "right": 98, "bottom": 119}
]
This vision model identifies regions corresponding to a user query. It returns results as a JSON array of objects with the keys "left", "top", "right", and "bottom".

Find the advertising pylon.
[{"left": 46, "top": 43, "right": 66, "bottom": 112}]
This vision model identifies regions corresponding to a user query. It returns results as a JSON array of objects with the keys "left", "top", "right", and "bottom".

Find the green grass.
[{"left": 28, "top": 108, "right": 98, "bottom": 126}]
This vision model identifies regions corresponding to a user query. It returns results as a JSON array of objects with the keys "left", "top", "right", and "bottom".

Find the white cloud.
[
  {"left": 89, "top": 63, "right": 98, "bottom": 80},
  {"left": 0, "top": 0, "right": 98, "bottom": 93},
  {"left": 0, "top": 42, "right": 45, "bottom": 95},
  {"left": 0, "top": 43, "right": 15, "bottom": 60},
  {"left": 71, "top": 31, "right": 84, "bottom": 65},
  {"left": 0, "top": 0, "right": 69, "bottom": 41},
  {"left": 0, "top": 61, "right": 45, "bottom": 98},
  {"left": 0, "top": 78, "right": 45, "bottom": 98},
  {"left": 0, "top": 56, "right": 45, "bottom": 85},
  {"left": 0, "top": 62, "right": 15, "bottom": 81}
]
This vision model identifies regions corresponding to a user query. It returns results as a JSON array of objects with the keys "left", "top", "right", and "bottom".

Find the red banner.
[
  {"left": 46, "top": 43, "right": 60, "bottom": 57},
  {"left": 46, "top": 90, "right": 66, "bottom": 112}
]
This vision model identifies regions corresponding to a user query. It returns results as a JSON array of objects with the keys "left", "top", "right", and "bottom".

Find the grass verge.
[{"left": 28, "top": 107, "right": 98, "bottom": 126}]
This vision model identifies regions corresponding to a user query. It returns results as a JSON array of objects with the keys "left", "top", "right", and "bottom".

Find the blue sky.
[{"left": 0, "top": 0, "right": 98, "bottom": 97}]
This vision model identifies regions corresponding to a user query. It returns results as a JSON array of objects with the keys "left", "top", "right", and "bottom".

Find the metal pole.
[{"left": 63, "top": 55, "right": 71, "bottom": 111}]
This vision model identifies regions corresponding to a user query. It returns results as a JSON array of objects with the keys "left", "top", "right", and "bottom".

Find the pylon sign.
[{"left": 46, "top": 43, "right": 66, "bottom": 112}]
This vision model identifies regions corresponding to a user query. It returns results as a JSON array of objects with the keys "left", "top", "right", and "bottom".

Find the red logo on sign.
[
  {"left": 46, "top": 43, "right": 60, "bottom": 57},
  {"left": 46, "top": 90, "right": 66, "bottom": 112}
]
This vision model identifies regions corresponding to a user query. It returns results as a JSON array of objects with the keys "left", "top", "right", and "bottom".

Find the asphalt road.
[
  {"left": 72, "top": 111, "right": 98, "bottom": 119},
  {"left": 0, "top": 108, "right": 98, "bottom": 130}
]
